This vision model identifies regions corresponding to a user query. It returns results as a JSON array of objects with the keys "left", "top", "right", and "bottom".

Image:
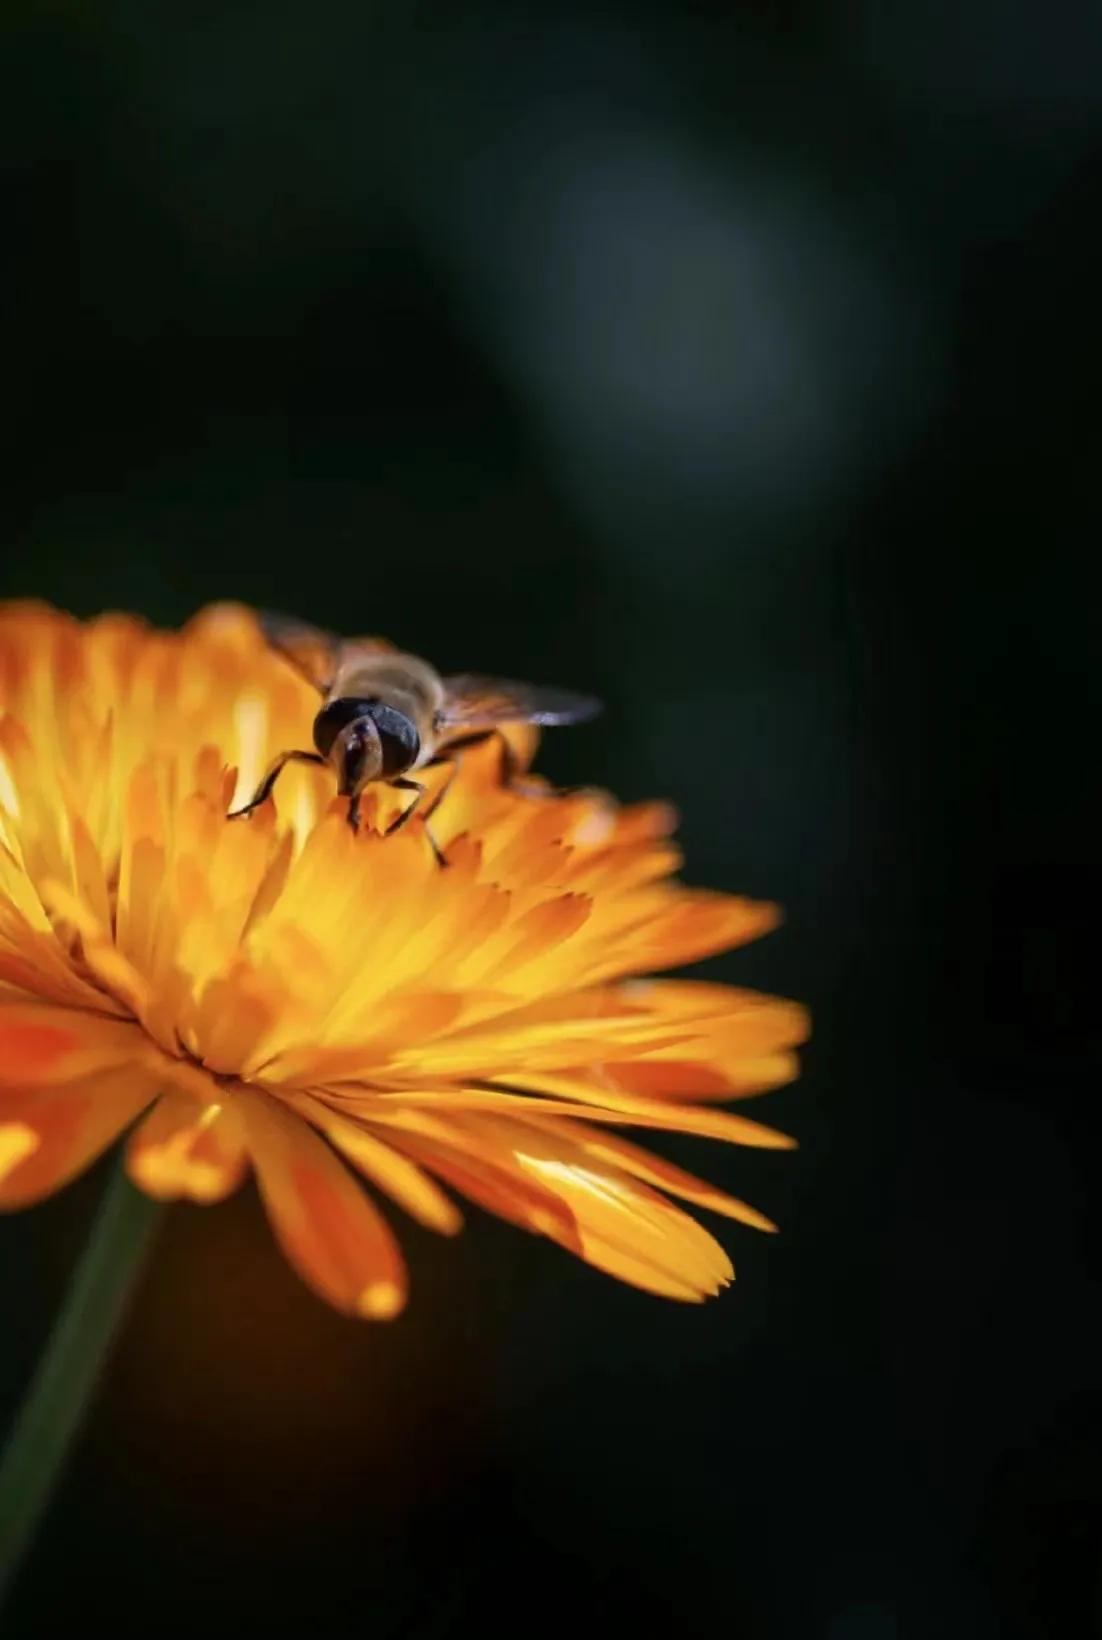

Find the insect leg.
[
  {"left": 386, "top": 778, "right": 447, "bottom": 868},
  {"left": 385, "top": 777, "right": 425, "bottom": 832},
  {"left": 227, "top": 750, "right": 326, "bottom": 818},
  {"left": 421, "top": 758, "right": 460, "bottom": 823}
]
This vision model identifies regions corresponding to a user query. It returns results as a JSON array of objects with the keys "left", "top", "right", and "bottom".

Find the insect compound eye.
[
  {"left": 370, "top": 705, "right": 421, "bottom": 777},
  {"left": 313, "top": 697, "right": 376, "bottom": 757}
]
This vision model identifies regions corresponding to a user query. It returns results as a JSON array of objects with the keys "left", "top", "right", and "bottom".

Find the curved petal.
[
  {"left": 365, "top": 1108, "right": 581, "bottom": 1247},
  {"left": 289, "top": 1092, "right": 462, "bottom": 1236},
  {"left": 487, "top": 1118, "right": 735, "bottom": 1299},
  {"left": 126, "top": 1092, "right": 249, "bottom": 1203},
  {"left": 234, "top": 1087, "right": 408, "bottom": 1318},
  {"left": 0, "top": 1066, "right": 157, "bottom": 1209},
  {"left": 369, "top": 1085, "right": 797, "bottom": 1149},
  {"left": 517, "top": 1116, "right": 779, "bottom": 1232},
  {"left": 387, "top": 1110, "right": 732, "bottom": 1301}
]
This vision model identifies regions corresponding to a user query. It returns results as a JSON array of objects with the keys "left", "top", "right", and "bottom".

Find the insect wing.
[
  {"left": 440, "top": 673, "right": 602, "bottom": 728},
  {"left": 258, "top": 612, "right": 393, "bottom": 694}
]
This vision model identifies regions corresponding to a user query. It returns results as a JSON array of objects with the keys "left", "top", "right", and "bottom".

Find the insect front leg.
[
  {"left": 227, "top": 750, "right": 326, "bottom": 819},
  {"left": 387, "top": 777, "right": 447, "bottom": 868}
]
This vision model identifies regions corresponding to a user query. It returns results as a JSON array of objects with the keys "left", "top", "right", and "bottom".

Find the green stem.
[{"left": 0, "top": 1158, "right": 164, "bottom": 1609}]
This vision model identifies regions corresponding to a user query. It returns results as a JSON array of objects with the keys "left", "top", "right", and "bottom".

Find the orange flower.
[{"left": 0, "top": 602, "right": 807, "bottom": 1317}]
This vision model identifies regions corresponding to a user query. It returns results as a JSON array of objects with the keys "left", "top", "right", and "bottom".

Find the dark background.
[{"left": 2, "top": 3, "right": 1099, "bottom": 1636}]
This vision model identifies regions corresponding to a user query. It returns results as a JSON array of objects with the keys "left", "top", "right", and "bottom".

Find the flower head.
[{"left": 0, "top": 602, "right": 807, "bottom": 1317}]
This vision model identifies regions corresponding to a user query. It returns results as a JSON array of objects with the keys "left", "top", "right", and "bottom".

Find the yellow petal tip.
[
  {"left": 357, "top": 1280, "right": 405, "bottom": 1320},
  {"left": 0, "top": 1121, "right": 40, "bottom": 1182}
]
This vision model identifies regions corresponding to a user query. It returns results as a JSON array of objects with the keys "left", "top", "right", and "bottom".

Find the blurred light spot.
[{"left": 439, "top": 116, "right": 937, "bottom": 543}]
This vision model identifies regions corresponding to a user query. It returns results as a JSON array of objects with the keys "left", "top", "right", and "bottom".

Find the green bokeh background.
[{"left": 2, "top": 4, "right": 1098, "bottom": 1636}]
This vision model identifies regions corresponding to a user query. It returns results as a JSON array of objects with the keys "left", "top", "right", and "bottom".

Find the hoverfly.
[{"left": 228, "top": 613, "right": 601, "bottom": 861}]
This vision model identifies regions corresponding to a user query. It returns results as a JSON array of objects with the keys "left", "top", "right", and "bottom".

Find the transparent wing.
[
  {"left": 258, "top": 611, "right": 393, "bottom": 694},
  {"left": 440, "top": 673, "right": 602, "bottom": 728}
]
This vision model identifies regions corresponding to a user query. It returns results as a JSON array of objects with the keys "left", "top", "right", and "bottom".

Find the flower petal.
[
  {"left": 394, "top": 1111, "right": 733, "bottom": 1301},
  {"left": 289, "top": 1092, "right": 462, "bottom": 1236},
  {"left": 0, "top": 1067, "right": 156, "bottom": 1208},
  {"left": 366, "top": 1108, "right": 582, "bottom": 1247},
  {"left": 0, "top": 1004, "right": 146, "bottom": 1087},
  {"left": 489, "top": 1118, "right": 735, "bottom": 1298},
  {"left": 234, "top": 1087, "right": 408, "bottom": 1318},
  {"left": 518, "top": 1116, "right": 779, "bottom": 1231},
  {"left": 126, "top": 1092, "right": 249, "bottom": 1203},
  {"left": 369, "top": 1085, "right": 798, "bottom": 1149}
]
